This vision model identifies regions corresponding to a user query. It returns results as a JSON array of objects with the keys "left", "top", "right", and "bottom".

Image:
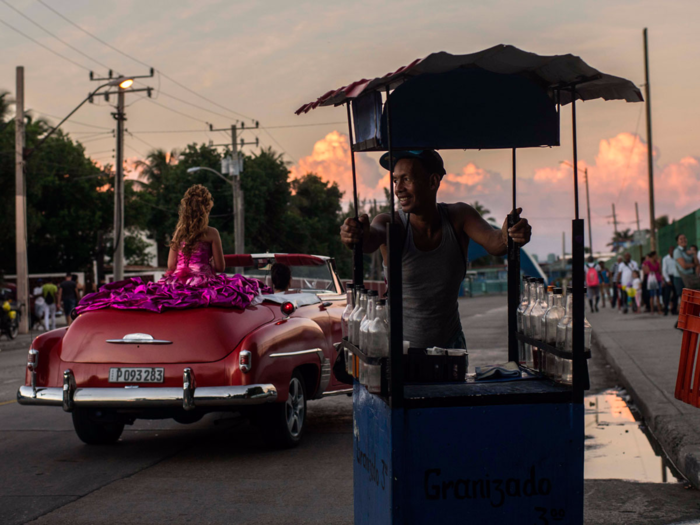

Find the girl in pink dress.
[{"left": 76, "top": 185, "right": 270, "bottom": 314}]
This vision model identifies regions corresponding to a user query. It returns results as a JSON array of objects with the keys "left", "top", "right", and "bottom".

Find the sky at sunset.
[{"left": 2, "top": 0, "right": 699, "bottom": 258}]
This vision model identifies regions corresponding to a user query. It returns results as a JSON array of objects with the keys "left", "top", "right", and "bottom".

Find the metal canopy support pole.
[
  {"left": 507, "top": 148, "right": 520, "bottom": 363},
  {"left": 570, "top": 88, "right": 587, "bottom": 404},
  {"left": 15, "top": 66, "right": 29, "bottom": 334},
  {"left": 384, "top": 87, "right": 403, "bottom": 410},
  {"left": 346, "top": 103, "right": 363, "bottom": 288}
]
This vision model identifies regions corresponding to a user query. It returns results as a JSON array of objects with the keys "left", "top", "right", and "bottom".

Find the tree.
[
  {"left": 608, "top": 228, "right": 634, "bottom": 253},
  {"left": 288, "top": 173, "right": 345, "bottom": 260},
  {"left": 471, "top": 200, "right": 496, "bottom": 223},
  {"left": 655, "top": 215, "right": 670, "bottom": 231},
  {"left": 0, "top": 95, "right": 151, "bottom": 277}
]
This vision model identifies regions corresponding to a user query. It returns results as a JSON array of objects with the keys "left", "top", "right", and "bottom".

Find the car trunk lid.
[{"left": 61, "top": 306, "right": 274, "bottom": 364}]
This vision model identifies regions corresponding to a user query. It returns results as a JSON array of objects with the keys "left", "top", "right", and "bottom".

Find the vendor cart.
[{"left": 296, "top": 44, "right": 642, "bottom": 525}]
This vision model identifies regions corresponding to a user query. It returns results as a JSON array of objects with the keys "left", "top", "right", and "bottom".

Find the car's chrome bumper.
[{"left": 17, "top": 368, "right": 277, "bottom": 411}]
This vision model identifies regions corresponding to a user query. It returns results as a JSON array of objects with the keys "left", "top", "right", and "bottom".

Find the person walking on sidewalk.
[
  {"left": 643, "top": 251, "right": 663, "bottom": 315},
  {"left": 599, "top": 260, "right": 610, "bottom": 308},
  {"left": 617, "top": 252, "right": 639, "bottom": 314},
  {"left": 662, "top": 246, "right": 679, "bottom": 315},
  {"left": 675, "top": 234, "right": 700, "bottom": 295},
  {"left": 41, "top": 281, "right": 57, "bottom": 330},
  {"left": 585, "top": 256, "right": 600, "bottom": 312},
  {"left": 611, "top": 255, "right": 623, "bottom": 309},
  {"left": 57, "top": 273, "right": 79, "bottom": 327}
]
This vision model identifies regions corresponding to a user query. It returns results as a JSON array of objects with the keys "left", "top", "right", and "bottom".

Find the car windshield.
[{"left": 225, "top": 258, "right": 336, "bottom": 294}]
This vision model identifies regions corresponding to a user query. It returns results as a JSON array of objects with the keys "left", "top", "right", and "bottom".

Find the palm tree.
[
  {"left": 608, "top": 228, "right": 634, "bottom": 253},
  {"left": 471, "top": 200, "right": 496, "bottom": 223}
]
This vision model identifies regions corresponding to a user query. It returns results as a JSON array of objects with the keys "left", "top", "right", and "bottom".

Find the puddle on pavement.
[{"left": 584, "top": 388, "right": 683, "bottom": 483}]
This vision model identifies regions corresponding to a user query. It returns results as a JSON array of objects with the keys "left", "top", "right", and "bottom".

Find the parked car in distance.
[{"left": 17, "top": 254, "right": 350, "bottom": 447}]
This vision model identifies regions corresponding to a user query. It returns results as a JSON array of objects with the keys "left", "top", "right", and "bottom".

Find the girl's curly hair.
[{"left": 170, "top": 184, "right": 214, "bottom": 255}]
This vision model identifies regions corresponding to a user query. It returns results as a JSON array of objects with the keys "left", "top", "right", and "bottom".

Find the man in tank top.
[{"left": 340, "top": 150, "right": 532, "bottom": 349}]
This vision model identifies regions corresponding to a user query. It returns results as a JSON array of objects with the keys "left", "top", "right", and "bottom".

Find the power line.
[
  {"left": 35, "top": 0, "right": 251, "bottom": 120},
  {"left": 126, "top": 131, "right": 158, "bottom": 152},
  {"left": 0, "top": 0, "right": 113, "bottom": 71},
  {"left": 126, "top": 122, "right": 346, "bottom": 134},
  {"left": 140, "top": 96, "right": 209, "bottom": 124},
  {"left": 0, "top": 16, "right": 90, "bottom": 71}
]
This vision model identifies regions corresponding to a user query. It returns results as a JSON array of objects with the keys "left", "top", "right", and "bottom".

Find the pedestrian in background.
[
  {"left": 599, "top": 260, "right": 610, "bottom": 308},
  {"left": 617, "top": 253, "right": 639, "bottom": 314},
  {"left": 57, "top": 272, "right": 78, "bottom": 326},
  {"left": 41, "top": 281, "right": 57, "bottom": 330},
  {"left": 675, "top": 234, "right": 699, "bottom": 293},
  {"left": 32, "top": 279, "right": 45, "bottom": 330},
  {"left": 643, "top": 251, "right": 663, "bottom": 314},
  {"left": 611, "top": 255, "right": 623, "bottom": 309},
  {"left": 630, "top": 270, "right": 642, "bottom": 313},
  {"left": 585, "top": 256, "right": 600, "bottom": 312},
  {"left": 662, "top": 245, "right": 678, "bottom": 315},
  {"left": 690, "top": 244, "right": 700, "bottom": 276}
]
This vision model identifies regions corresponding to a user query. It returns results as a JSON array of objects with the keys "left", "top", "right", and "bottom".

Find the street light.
[{"left": 561, "top": 160, "right": 593, "bottom": 256}]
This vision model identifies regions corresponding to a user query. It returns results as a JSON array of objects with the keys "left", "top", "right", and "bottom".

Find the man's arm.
[
  {"left": 57, "top": 286, "right": 62, "bottom": 305},
  {"left": 676, "top": 255, "right": 695, "bottom": 271},
  {"left": 456, "top": 204, "right": 531, "bottom": 257},
  {"left": 340, "top": 213, "right": 392, "bottom": 254}
]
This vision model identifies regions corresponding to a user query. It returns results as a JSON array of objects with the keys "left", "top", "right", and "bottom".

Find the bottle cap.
[
  {"left": 377, "top": 299, "right": 386, "bottom": 305},
  {"left": 346, "top": 283, "right": 354, "bottom": 290},
  {"left": 554, "top": 287, "right": 563, "bottom": 294},
  {"left": 367, "top": 290, "right": 378, "bottom": 296}
]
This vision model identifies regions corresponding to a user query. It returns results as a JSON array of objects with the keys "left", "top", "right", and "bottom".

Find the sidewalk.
[{"left": 590, "top": 305, "right": 700, "bottom": 488}]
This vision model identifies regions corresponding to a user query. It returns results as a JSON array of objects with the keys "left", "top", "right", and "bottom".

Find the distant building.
[
  {"left": 531, "top": 253, "right": 539, "bottom": 262},
  {"left": 547, "top": 253, "right": 556, "bottom": 263}
]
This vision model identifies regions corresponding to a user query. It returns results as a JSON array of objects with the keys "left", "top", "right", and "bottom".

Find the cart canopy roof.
[
  {"left": 295, "top": 44, "right": 642, "bottom": 114},
  {"left": 296, "top": 45, "right": 642, "bottom": 151}
]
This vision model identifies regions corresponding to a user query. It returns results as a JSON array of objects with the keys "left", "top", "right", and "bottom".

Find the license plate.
[{"left": 108, "top": 367, "right": 164, "bottom": 383}]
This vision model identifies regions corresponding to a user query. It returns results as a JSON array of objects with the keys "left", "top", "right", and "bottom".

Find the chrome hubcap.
[{"left": 285, "top": 377, "right": 305, "bottom": 438}]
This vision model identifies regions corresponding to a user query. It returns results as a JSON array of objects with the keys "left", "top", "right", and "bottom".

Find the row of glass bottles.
[
  {"left": 340, "top": 285, "right": 389, "bottom": 394},
  {"left": 517, "top": 278, "right": 592, "bottom": 384}
]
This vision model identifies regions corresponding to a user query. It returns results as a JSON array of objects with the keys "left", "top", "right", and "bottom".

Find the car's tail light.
[
  {"left": 281, "top": 302, "right": 295, "bottom": 316},
  {"left": 239, "top": 350, "right": 252, "bottom": 374},
  {"left": 27, "top": 348, "right": 38, "bottom": 371}
]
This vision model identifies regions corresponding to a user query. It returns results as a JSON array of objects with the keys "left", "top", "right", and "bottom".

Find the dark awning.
[{"left": 295, "top": 44, "right": 642, "bottom": 115}]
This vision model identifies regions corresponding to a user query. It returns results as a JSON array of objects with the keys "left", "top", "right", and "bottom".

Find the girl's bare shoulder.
[{"left": 203, "top": 227, "right": 220, "bottom": 241}]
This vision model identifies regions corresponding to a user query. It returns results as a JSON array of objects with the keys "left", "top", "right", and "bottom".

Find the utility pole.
[
  {"left": 635, "top": 202, "right": 644, "bottom": 260},
  {"left": 644, "top": 28, "right": 657, "bottom": 251},
  {"left": 612, "top": 203, "right": 619, "bottom": 253},
  {"left": 90, "top": 69, "right": 154, "bottom": 281},
  {"left": 584, "top": 167, "right": 593, "bottom": 255},
  {"left": 208, "top": 121, "right": 258, "bottom": 258},
  {"left": 113, "top": 89, "right": 125, "bottom": 282},
  {"left": 15, "top": 66, "right": 28, "bottom": 334}
]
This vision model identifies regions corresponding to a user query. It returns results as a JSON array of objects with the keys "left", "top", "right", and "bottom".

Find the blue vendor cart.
[{"left": 296, "top": 45, "right": 642, "bottom": 525}]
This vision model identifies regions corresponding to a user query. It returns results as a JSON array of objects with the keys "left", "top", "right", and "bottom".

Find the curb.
[{"left": 592, "top": 328, "right": 700, "bottom": 488}]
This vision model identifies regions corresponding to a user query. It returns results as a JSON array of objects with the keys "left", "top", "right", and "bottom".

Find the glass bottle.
[
  {"left": 543, "top": 288, "right": 565, "bottom": 378},
  {"left": 529, "top": 278, "right": 548, "bottom": 371},
  {"left": 367, "top": 299, "right": 389, "bottom": 394},
  {"left": 341, "top": 284, "right": 355, "bottom": 340},
  {"left": 562, "top": 288, "right": 593, "bottom": 385},
  {"left": 555, "top": 288, "right": 573, "bottom": 382},
  {"left": 360, "top": 290, "right": 378, "bottom": 351},
  {"left": 349, "top": 288, "right": 367, "bottom": 346},
  {"left": 523, "top": 278, "right": 543, "bottom": 368},
  {"left": 517, "top": 277, "right": 532, "bottom": 364}
]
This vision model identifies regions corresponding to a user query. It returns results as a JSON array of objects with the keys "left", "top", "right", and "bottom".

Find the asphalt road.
[{"left": 1, "top": 296, "right": 699, "bottom": 524}]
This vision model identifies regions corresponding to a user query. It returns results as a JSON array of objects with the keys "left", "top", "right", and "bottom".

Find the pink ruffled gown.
[{"left": 76, "top": 242, "right": 271, "bottom": 314}]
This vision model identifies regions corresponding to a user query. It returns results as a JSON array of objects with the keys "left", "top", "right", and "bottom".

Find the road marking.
[{"left": 0, "top": 399, "right": 17, "bottom": 406}]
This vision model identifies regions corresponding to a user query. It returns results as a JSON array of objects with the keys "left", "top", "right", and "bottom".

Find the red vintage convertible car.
[{"left": 17, "top": 254, "right": 351, "bottom": 447}]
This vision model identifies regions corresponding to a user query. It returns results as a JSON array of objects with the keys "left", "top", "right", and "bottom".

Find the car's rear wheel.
[
  {"left": 72, "top": 409, "right": 125, "bottom": 445},
  {"left": 257, "top": 370, "right": 307, "bottom": 448}
]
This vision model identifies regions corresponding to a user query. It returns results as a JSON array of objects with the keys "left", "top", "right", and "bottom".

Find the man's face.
[
  {"left": 679, "top": 234, "right": 688, "bottom": 248},
  {"left": 393, "top": 158, "right": 438, "bottom": 214},
  {"left": 624, "top": 253, "right": 631, "bottom": 263},
  {"left": 690, "top": 247, "right": 698, "bottom": 256},
  {"left": 617, "top": 256, "right": 623, "bottom": 264}
]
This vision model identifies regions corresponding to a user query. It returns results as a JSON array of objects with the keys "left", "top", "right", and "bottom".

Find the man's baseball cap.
[{"left": 379, "top": 149, "right": 446, "bottom": 177}]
